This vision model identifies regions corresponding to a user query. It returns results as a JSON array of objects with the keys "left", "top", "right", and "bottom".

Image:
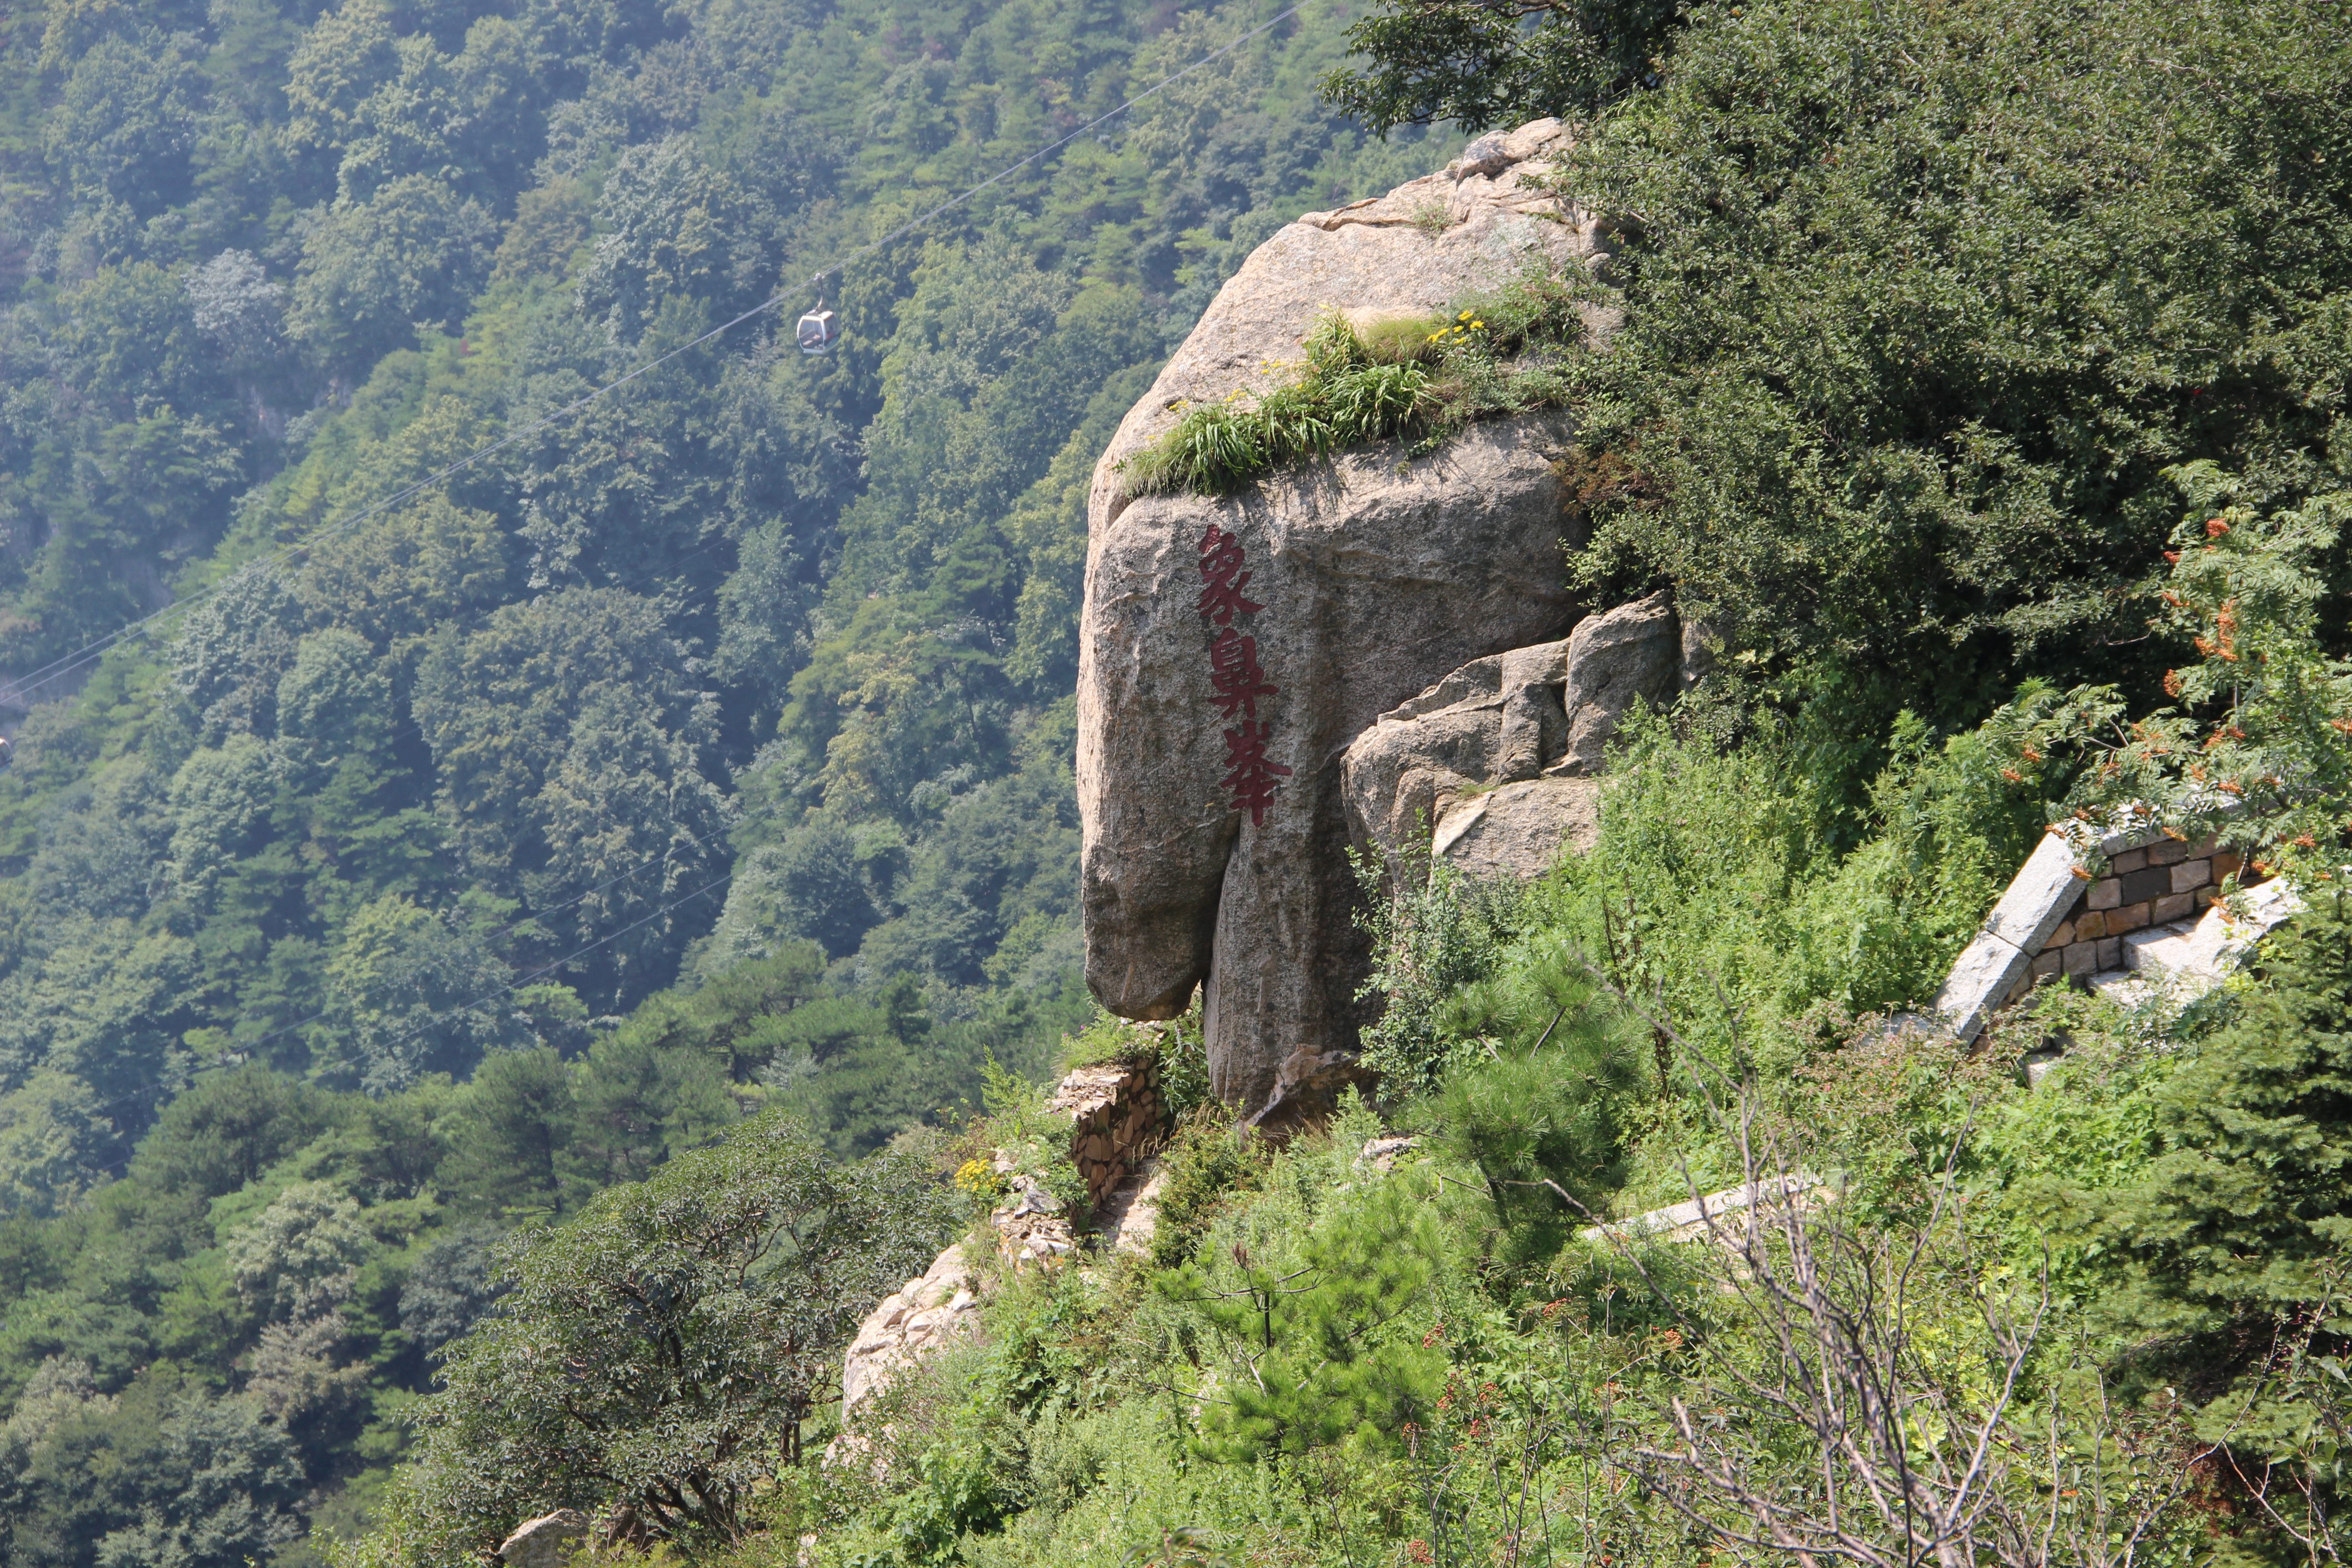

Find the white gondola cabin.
[{"left": 796, "top": 305, "right": 840, "bottom": 356}]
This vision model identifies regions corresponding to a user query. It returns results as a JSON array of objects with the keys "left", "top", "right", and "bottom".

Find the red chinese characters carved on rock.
[
  {"left": 1207, "top": 628, "right": 1276, "bottom": 720},
  {"left": 1198, "top": 525, "right": 1290, "bottom": 825},
  {"left": 1221, "top": 721, "right": 1290, "bottom": 826},
  {"left": 1197, "top": 526, "right": 1264, "bottom": 626}
]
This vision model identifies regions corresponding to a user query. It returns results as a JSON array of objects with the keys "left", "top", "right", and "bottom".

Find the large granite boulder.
[
  {"left": 1341, "top": 593, "right": 1680, "bottom": 880},
  {"left": 1556, "top": 591, "right": 1680, "bottom": 774},
  {"left": 498, "top": 1512, "right": 588, "bottom": 1568},
  {"left": 1429, "top": 779, "right": 1604, "bottom": 879},
  {"left": 1076, "top": 120, "right": 1615, "bottom": 1116}
]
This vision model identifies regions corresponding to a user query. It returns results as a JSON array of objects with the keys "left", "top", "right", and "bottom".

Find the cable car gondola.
[{"left": 796, "top": 282, "right": 839, "bottom": 356}]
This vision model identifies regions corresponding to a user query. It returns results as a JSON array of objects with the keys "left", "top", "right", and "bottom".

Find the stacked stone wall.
[
  {"left": 1047, "top": 1055, "right": 1169, "bottom": 1211},
  {"left": 836, "top": 1051, "right": 1176, "bottom": 1429}
]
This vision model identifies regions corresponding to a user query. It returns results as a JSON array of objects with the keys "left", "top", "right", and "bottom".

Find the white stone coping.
[
  {"left": 1576, "top": 1172, "right": 1825, "bottom": 1245},
  {"left": 1933, "top": 810, "right": 2250, "bottom": 1043}
]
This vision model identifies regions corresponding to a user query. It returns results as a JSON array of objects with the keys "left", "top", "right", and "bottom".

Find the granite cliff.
[{"left": 1075, "top": 121, "right": 1640, "bottom": 1121}]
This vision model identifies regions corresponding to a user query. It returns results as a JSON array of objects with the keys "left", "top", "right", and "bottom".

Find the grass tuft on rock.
[{"left": 1119, "top": 270, "right": 1584, "bottom": 497}]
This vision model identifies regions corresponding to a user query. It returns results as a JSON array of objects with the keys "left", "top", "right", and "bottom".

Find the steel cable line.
[
  {"left": 112, "top": 813, "right": 737, "bottom": 1101},
  {"left": 0, "top": 0, "right": 1308, "bottom": 715},
  {"left": 73, "top": 531, "right": 752, "bottom": 1126}
]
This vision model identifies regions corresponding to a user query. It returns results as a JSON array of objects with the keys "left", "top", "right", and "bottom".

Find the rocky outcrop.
[
  {"left": 1428, "top": 779, "right": 1603, "bottom": 880},
  {"left": 498, "top": 1511, "right": 588, "bottom": 1568},
  {"left": 1077, "top": 120, "right": 1615, "bottom": 1116},
  {"left": 837, "top": 1054, "right": 1178, "bottom": 1420},
  {"left": 1247, "top": 1043, "right": 1380, "bottom": 1137},
  {"left": 841, "top": 1245, "right": 981, "bottom": 1420},
  {"left": 1339, "top": 639, "right": 1566, "bottom": 859},
  {"left": 1555, "top": 591, "right": 1680, "bottom": 775},
  {"left": 1098, "top": 1160, "right": 1170, "bottom": 1257},
  {"left": 990, "top": 1167, "right": 1079, "bottom": 1269},
  {"left": 1341, "top": 592, "right": 1680, "bottom": 878}
]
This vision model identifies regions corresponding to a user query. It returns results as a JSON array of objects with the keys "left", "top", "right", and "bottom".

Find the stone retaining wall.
[
  {"left": 1046, "top": 1054, "right": 1169, "bottom": 1211},
  {"left": 835, "top": 1050, "right": 1176, "bottom": 1429}
]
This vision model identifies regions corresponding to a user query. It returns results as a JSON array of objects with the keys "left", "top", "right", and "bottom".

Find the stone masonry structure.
[
  {"left": 1936, "top": 819, "right": 2270, "bottom": 1041},
  {"left": 2034, "top": 833, "right": 2241, "bottom": 978},
  {"left": 837, "top": 1053, "right": 1172, "bottom": 1424},
  {"left": 1077, "top": 120, "right": 1617, "bottom": 1119},
  {"left": 1047, "top": 1055, "right": 1170, "bottom": 1212}
]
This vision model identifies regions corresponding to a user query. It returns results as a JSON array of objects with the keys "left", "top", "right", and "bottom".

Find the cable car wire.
[
  {"left": 63, "top": 530, "right": 761, "bottom": 1127},
  {"left": 0, "top": 0, "right": 1308, "bottom": 715},
  {"left": 81, "top": 868, "right": 741, "bottom": 1179}
]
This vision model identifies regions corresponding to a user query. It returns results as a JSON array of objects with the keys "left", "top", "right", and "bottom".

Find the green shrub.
[
  {"left": 1145, "top": 1110, "right": 1269, "bottom": 1270},
  {"left": 1161, "top": 1172, "right": 1448, "bottom": 1466},
  {"left": 1525, "top": 703, "right": 2042, "bottom": 1081},
  {"left": 1557, "top": 0, "right": 2352, "bottom": 737},
  {"left": 1054, "top": 998, "right": 1208, "bottom": 1117},
  {"left": 1352, "top": 845, "right": 1529, "bottom": 1096},
  {"left": 1420, "top": 958, "right": 1646, "bottom": 1265},
  {"left": 977, "top": 1057, "right": 1091, "bottom": 1228},
  {"left": 1965, "top": 471, "right": 2352, "bottom": 883},
  {"left": 2074, "top": 889, "right": 2352, "bottom": 1344},
  {"left": 1350, "top": 310, "right": 1448, "bottom": 363},
  {"left": 338, "top": 1114, "right": 958, "bottom": 1563}
]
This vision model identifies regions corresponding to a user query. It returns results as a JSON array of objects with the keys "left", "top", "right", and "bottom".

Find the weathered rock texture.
[
  {"left": 498, "top": 1511, "right": 588, "bottom": 1568},
  {"left": 1341, "top": 592, "right": 1680, "bottom": 879},
  {"left": 1077, "top": 119, "right": 1613, "bottom": 1115},
  {"left": 1556, "top": 590, "right": 1680, "bottom": 774},
  {"left": 836, "top": 1053, "right": 1180, "bottom": 1422},
  {"left": 990, "top": 1166, "right": 1079, "bottom": 1269},
  {"left": 841, "top": 1245, "right": 980, "bottom": 1420},
  {"left": 1428, "top": 779, "right": 1603, "bottom": 880},
  {"left": 1098, "top": 1160, "right": 1169, "bottom": 1257}
]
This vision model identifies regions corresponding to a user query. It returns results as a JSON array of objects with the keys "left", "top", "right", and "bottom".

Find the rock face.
[
  {"left": 836, "top": 1054, "right": 1182, "bottom": 1424},
  {"left": 498, "top": 1511, "right": 588, "bottom": 1568},
  {"left": 841, "top": 1245, "right": 981, "bottom": 1420},
  {"left": 1556, "top": 591, "right": 1680, "bottom": 774},
  {"left": 1429, "top": 779, "right": 1603, "bottom": 880},
  {"left": 1077, "top": 119, "right": 1614, "bottom": 1115},
  {"left": 1341, "top": 592, "right": 1680, "bottom": 879}
]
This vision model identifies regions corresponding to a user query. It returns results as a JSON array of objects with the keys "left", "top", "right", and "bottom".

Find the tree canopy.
[{"left": 0, "top": 0, "right": 1435, "bottom": 1551}]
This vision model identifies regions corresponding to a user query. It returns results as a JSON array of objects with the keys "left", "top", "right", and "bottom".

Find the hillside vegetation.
[
  {"left": 328, "top": 2, "right": 2352, "bottom": 1566},
  {"left": 8, "top": 0, "right": 2352, "bottom": 1564},
  {"left": 0, "top": 0, "right": 1434, "bottom": 1558}
]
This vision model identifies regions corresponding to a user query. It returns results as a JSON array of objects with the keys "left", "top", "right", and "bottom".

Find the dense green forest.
[
  {"left": 9, "top": 0, "right": 2352, "bottom": 1561},
  {"left": 316, "top": 1, "right": 2352, "bottom": 1566},
  {"left": 0, "top": 0, "right": 1436, "bottom": 1557}
]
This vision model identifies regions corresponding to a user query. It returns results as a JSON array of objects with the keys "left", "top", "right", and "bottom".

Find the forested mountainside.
[
  {"left": 318, "top": 1, "right": 2352, "bottom": 1565},
  {"left": 8, "top": 0, "right": 2352, "bottom": 1563},
  {"left": 0, "top": 0, "right": 1434, "bottom": 1557}
]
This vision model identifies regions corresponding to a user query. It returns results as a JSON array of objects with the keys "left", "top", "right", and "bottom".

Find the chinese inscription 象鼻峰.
[{"left": 1197, "top": 524, "right": 1290, "bottom": 826}]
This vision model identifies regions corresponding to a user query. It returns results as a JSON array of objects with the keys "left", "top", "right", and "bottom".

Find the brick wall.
[{"left": 2026, "top": 833, "right": 2243, "bottom": 983}]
